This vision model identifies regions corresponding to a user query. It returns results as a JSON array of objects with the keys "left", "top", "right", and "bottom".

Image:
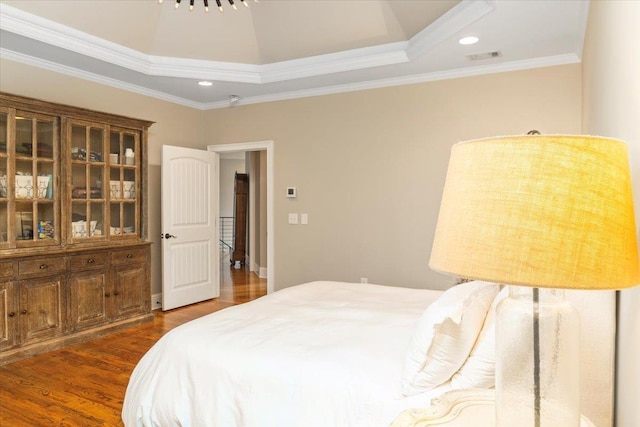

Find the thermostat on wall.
[{"left": 286, "top": 187, "right": 297, "bottom": 198}]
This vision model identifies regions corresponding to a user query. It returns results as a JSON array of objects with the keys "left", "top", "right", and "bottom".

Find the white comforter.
[{"left": 122, "top": 281, "right": 452, "bottom": 427}]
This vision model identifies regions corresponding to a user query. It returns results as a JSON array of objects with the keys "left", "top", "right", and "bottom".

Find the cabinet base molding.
[{"left": 0, "top": 312, "right": 153, "bottom": 366}]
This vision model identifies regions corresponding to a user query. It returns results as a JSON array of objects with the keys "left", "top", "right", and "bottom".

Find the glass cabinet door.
[
  {"left": 14, "top": 111, "right": 58, "bottom": 247},
  {"left": 0, "top": 109, "right": 8, "bottom": 248},
  {"left": 109, "top": 129, "right": 139, "bottom": 237},
  {"left": 69, "top": 121, "right": 106, "bottom": 240}
]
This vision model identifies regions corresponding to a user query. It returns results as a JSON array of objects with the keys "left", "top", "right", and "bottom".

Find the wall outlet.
[
  {"left": 288, "top": 213, "right": 298, "bottom": 224},
  {"left": 152, "top": 293, "right": 162, "bottom": 310},
  {"left": 360, "top": 277, "right": 368, "bottom": 284}
]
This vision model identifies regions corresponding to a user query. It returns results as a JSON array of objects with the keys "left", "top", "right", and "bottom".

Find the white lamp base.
[{"left": 496, "top": 286, "right": 580, "bottom": 427}]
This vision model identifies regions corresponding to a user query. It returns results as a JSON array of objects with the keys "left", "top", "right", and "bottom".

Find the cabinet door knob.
[
  {"left": 20, "top": 309, "right": 27, "bottom": 315},
  {"left": 126, "top": 254, "right": 133, "bottom": 258},
  {"left": 39, "top": 264, "right": 48, "bottom": 269},
  {"left": 87, "top": 258, "right": 94, "bottom": 264},
  {"left": 8, "top": 312, "right": 15, "bottom": 317},
  {"left": 114, "top": 291, "right": 120, "bottom": 296},
  {"left": 105, "top": 292, "right": 110, "bottom": 297}
]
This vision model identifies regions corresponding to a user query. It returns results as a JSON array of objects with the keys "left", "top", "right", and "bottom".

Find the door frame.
[{"left": 208, "top": 140, "right": 274, "bottom": 294}]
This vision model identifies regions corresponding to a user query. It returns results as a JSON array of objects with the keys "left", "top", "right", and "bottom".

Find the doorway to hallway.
[{"left": 209, "top": 140, "right": 275, "bottom": 294}]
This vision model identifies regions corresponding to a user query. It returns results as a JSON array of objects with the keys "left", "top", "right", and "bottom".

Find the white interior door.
[{"left": 161, "top": 145, "right": 219, "bottom": 310}]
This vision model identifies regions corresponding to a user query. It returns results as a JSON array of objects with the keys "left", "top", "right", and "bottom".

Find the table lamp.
[{"left": 429, "top": 134, "right": 639, "bottom": 427}]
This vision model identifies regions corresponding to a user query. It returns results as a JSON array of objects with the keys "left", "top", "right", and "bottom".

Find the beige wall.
[
  {"left": 0, "top": 60, "right": 582, "bottom": 293},
  {"left": 582, "top": 1, "right": 640, "bottom": 426},
  {"left": 204, "top": 64, "right": 582, "bottom": 290}
]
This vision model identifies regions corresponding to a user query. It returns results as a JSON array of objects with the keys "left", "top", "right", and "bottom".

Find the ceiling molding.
[
  {"left": 573, "top": 0, "right": 591, "bottom": 59},
  {"left": 1, "top": 43, "right": 579, "bottom": 112},
  {"left": 201, "top": 53, "right": 582, "bottom": 110},
  {"left": 0, "top": 1, "right": 586, "bottom": 110},
  {"left": 0, "top": 3, "right": 150, "bottom": 74},
  {"left": 0, "top": 1, "right": 492, "bottom": 85},
  {"left": 407, "top": 0, "right": 496, "bottom": 60},
  {"left": 146, "top": 55, "right": 262, "bottom": 83},
  {"left": 0, "top": 48, "right": 204, "bottom": 109},
  {"left": 1, "top": 43, "right": 580, "bottom": 112},
  {"left": 260, "top": 41, "right": 409, "bottom": 84}
]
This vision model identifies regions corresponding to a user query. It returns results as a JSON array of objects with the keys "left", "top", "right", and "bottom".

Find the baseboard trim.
[{"left": 152, "top": 293, "right": 162, "bottom": 310}]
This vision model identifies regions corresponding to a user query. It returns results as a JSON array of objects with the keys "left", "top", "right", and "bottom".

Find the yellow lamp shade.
[{"left": 429, "top": 135, "right": 639, "bottom": 290}]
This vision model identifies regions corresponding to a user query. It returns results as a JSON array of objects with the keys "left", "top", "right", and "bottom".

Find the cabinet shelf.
[
  {"left": 71, "top": 160, "right": 106, "bottom": 165},
  {"left": 15, "top": 155, "right": 55, "bottom": 161}
]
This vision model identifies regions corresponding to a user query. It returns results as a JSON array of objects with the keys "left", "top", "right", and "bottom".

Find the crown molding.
[
  {"left": 146, "top": 55, "right": 262, "bottom": 83},
  {"left": 407, "top": 0, "right": 496, "bottom": 60},
  {"left": 1, "top": 45, "right": 579, "bottom": 112},
  {"left": 573, "top": 0, "right": 590, "bottom": 59},
  {"left": 0, "top": 48, "right": 203, "bottom": 109},
  {"left": 0, "top": 3, "right": 150, "bottom": 74},
  {"left": 0, "top": 1, "right": 490, "bottom": 84},
  {"left": 202, "top": 53, "right": 581, "bottom": 110},
  {"left": 260, "top": 41, "right": 409, "bottom": 84}
]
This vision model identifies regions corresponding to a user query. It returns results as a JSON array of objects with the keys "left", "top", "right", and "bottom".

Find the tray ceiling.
[{"left": 0, "top": 0, "right": 589, "bottom": 109}]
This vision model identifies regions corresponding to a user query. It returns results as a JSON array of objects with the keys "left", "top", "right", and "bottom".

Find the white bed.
[{"left": 122, "top": 281, "right": 615, "bottom": 427}]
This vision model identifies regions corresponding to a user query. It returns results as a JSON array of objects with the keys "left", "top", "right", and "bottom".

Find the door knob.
[{"left": 162, "top": 233, "right": 177, "bottom": 239}]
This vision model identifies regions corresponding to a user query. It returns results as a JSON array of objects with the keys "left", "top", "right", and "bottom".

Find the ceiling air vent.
[{"left": 467, "top": 51, "right": 502, "bottom": 61}]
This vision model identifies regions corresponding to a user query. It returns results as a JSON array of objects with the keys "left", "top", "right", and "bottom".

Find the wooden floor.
[{"left": 0, "top": 259, "right": 266, "bottom": 427}]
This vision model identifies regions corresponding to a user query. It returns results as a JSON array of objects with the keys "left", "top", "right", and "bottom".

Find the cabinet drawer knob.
[
  {"left": 114, "top": 291, "right": 120, "bottom": 296},
  {"left": 126, "top": 254, "right": 133, "bottom": 258},
  {"left": 87, "top": 258, "right": 94, "bottom": 264},
  {"left": 8, "top": 312, "right": 15, "bottom": 317},
  {"left": 105, "top": 292, "right": 110, "bottom": 297},
  {"left": 39, "top": 264, "right": 48, "bottom": 269},
  {"left": 20, "top": 309, "right": 27, "bottom": 315}
]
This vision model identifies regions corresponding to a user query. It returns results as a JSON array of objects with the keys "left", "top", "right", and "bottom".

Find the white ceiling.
[{"left": 0, "top": 0, "right": 589, "bottom": 110}]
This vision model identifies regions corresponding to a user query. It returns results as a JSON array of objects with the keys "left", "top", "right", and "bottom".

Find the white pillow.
[
  {"left": 401, "top": 281, "right": 499, "bottom": 396},
  {"left": 451, "top": 285, "right": 508, "bottom": 389}
]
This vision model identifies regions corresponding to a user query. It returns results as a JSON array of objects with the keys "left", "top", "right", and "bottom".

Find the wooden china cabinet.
[{"left": 0, "top": 93, "right": 154, "bottom": 364}]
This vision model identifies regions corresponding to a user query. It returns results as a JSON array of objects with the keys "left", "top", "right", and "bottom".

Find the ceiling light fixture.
[
  {"left": 158, "top": 0, "right": 257, "bottom": 13},
  {"left": 198, "top": 81, "right": 213, "bottom": 87},
  {"left": 459, "top": 36, "right": 479, "bottom": 45}
]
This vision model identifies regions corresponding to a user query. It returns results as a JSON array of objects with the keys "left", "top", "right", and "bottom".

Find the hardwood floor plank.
[
  {"left": 0, "top": 262, "right": 266, "bottom": 427},
  {"left": 0, "top": 368, "right": 113, "bottom": 427}
]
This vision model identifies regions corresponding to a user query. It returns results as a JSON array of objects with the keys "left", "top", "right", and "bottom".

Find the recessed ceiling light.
[
  {"left": 459, "top": 36, "right": 479, "bottom": 45},
  {"left": 198, "top": 81, "right": 213, "bottom": 87}
]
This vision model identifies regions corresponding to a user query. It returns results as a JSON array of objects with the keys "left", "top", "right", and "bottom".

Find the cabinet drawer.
[
  {"left": 111, "top": 247, "right": 147, "bottom": 265},
  {"left": 68, "top": 252, "right": 108, "bottom": 270},
  {"left": 18, "top": 257, "right": 66, "bottom": 277},
  {"left": 0, "top": 262, "right": 15, "bottom": 279}
]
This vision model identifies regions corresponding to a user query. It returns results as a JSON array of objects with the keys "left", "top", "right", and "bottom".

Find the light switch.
[
  {"left": 301, "top": 213, "right": 308, "bottom": 225},
  {"left": 288, "top": 213, "right": 298, "bottom": 224}
]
